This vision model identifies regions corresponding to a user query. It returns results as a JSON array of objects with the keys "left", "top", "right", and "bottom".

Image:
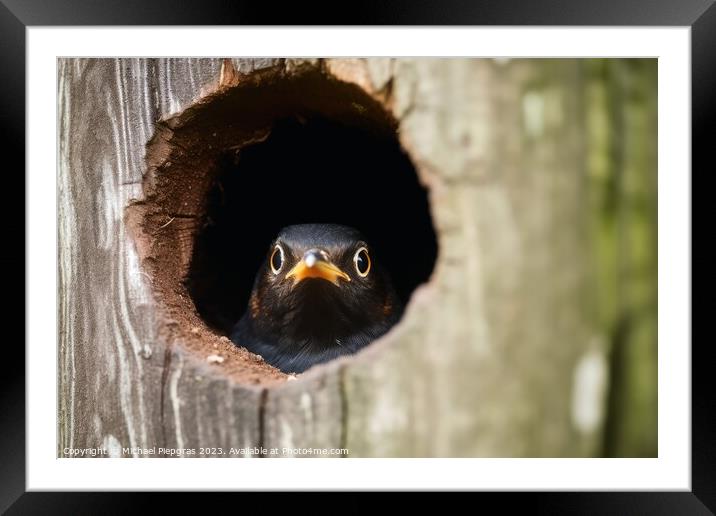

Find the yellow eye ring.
[
  {"left": 353, "top": 247, "right": 371, "bottom": 277},
  {"left": 270, "top": 244, "right": 284, "bottom": 274}
]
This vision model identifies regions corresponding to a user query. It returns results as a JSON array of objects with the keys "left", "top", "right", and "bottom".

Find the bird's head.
[{"left": 246, "top": 224, "right": 400, "bottom": 342}]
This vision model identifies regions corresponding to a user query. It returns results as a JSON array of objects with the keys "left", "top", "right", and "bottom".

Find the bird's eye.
[
  {"left": 270, "top": 244, "right": 284, "bottom": 274},
  {"left": 353, "top": 247, "right": 371, "bottom": 277}
]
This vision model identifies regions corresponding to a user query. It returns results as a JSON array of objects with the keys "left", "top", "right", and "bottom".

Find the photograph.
[
  {"left": 57, "top": 57, "right": 657, "bottom": 459},
  {"left": 2, "top": 0, "right": 706, "bottom": 507}
]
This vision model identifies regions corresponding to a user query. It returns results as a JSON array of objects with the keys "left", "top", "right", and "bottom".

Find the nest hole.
[
  {"left": 189, "top": 115, "right": 437, "bottom": 332},
  {"left": 133, "top": 66, "right": 437, "bottom": 383}
]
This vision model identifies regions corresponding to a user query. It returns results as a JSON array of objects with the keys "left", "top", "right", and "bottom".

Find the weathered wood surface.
[{"left": 59, "top": 58, "right": 619, "bottom": 457}]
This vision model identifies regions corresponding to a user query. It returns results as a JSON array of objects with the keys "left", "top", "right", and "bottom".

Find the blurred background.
[{"left": 584, "top": 59, "right": 657, "bottom": 457}]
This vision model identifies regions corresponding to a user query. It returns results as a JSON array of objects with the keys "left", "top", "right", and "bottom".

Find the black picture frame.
[{"left": 3, "top": 0, "right": 710, "bottom": 512}]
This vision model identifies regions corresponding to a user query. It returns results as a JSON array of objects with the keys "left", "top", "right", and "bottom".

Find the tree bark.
[{"left": 58, "top": 58, "right": 644, "bottom": 457}]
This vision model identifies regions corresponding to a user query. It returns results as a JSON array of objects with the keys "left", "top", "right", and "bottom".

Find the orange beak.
[{"left": 285, "top": 250, "right": 351, "bottom": 287}]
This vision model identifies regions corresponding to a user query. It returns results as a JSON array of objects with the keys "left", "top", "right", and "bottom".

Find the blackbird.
[{"left": 231, "top": 224, "right": 402, "bottom": 374}]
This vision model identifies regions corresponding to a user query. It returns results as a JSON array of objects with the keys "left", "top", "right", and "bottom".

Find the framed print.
[{"left": 5, "top": 0, "right": 711, "bottom": 511}]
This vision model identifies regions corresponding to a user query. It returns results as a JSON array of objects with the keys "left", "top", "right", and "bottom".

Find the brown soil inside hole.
[{"left": 125, "top": 61, "right": 409, "bottom": 386}]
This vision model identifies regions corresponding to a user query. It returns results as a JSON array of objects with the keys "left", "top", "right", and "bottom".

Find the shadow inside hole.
[{"left": 186, "top": 115, "right": 437, "bottom": 333}]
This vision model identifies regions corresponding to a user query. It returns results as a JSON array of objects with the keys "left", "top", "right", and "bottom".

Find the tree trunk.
[{"left": 58, "top": 58, "right": 650, "bottom": 457}]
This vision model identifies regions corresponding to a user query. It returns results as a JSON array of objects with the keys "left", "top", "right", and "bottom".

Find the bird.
[{"left": 231, "top": 224, "right": 402, "bottom": 374}]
